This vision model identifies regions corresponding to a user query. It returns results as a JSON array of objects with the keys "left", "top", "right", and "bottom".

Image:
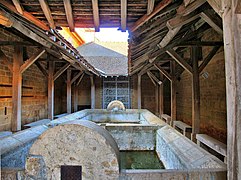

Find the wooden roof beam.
[
  {"left": 147, "top": 0, "right": 155, "bottom": 15},
  {"left": 38, "top": 0, "right": 55, "bottom": 29},
  {"left": 154, "top": 63, "right": 172, "bottom": 81},
  {"left": 63, "top": 0, "right": 75, "bottom": 32},
  {"left": 12, "top": 0, "right": 23, "bottom": 14},
  {"left": 130, "top": 0, "right": 172, "bottom": 32},
  {"left": 166, "top": 49, "right": 193, "bottom": 74},
  {"left": 35, "top": 61, "right": 48, "bottom": 77},
  {"left": 121, "top": 0, "right": 127, "bottom": 32},
  {"left": 147, "top": 71, "right": 157, "bottom": 86},
  {"left": 92, "top": 0, "right": 100, "bottom": 32},
  {"left": 147, "top": 70, "right": 162, "bottom": 85},
  {"left": 71, "top": 71, "right": 83, "bottom": 85},
  {"left": 53, "top": 63, "right": 71, "bottom": 81}
]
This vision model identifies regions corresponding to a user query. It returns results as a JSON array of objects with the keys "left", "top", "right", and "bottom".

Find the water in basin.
[{"left": 120, "top": 151, "right": 165, "bottom": 169}]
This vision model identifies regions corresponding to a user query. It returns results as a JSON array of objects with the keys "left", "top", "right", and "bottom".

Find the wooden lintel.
[
  {"left": 0, "top": 49, "right": 13, "bottom": 72},
  {"left": 91, "top": 0, "right": 100, "bottom": 32},
  {"left": 0, "top": 0, "right": 49, "bottom": 30},
  {"left": 76, "top": 72, "right": 85, "bottom": 86},
  {"left": 147, "top": 71, "right": 157, "bottom": 86},
  {"left": 121, "top": 0, "right": 127, "bottom": 32},
  {"left": 158, "top": 26, "right": 182, "bottom": 48},
  {"left": 63, "top": 0, "right": 75, "bottom": 32},
  {"left": 199, "top": 46, "right": 221, "bottom": 73},
  {"left": 12, "top": 0, "right": 23, "bottom": 14},
  {"left": 71, "top": 71, "right": 83, "bottom": 85},
  {"left": 35, "top": 61, "right": 48, "bottom": 77},
  {"left": 38, "top": 0, "right": 55, "bottom": 29},
  {"left": 147, "top": 0, "right": 155, "bottom": 15},
  {"left": 130, "top": 0, "right": 172, "bottom": 32},
  {"left": 20, "top": 49, "right": 46, "bottom": 74},
  {"left": 200, "top": 11, "right": 223, "bottom": 35},
  {"left": 154, "top": 64, "right": 172, "bottom": 81},
  {"left": 166, "top": 49, "right": 193, "bottom": 74},
  {"left": 53, "top": 63, "right": 70, "bottom": 81}
]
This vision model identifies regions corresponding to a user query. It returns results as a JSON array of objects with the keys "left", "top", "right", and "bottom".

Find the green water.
[{"left": 120, "top": 151, "right": 165, "bottom": 169}]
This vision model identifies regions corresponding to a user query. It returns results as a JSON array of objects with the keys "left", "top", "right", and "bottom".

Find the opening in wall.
[{"left": 61, "top": 165, "right": 82, "bottom": 180}]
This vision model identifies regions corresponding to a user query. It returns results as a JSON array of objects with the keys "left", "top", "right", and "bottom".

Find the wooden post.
[
  {"left": 171, "top": 61, "right": 176, "bottom": 126},
  {"left": 73, "top": 84, "right": 78, "bottom": 112},
  {"left": 90, "top": 75, "right": 95, "bottom": 109},
  {"left": 159, "top": 74, "right": 164, "bottom": 116},
  {"left": 155, "top": 85, "right": 159, "bottom": 115},
  {"left": 222, "top": 1, "right": 241, "bottom": 179},
  {"left": 12, "top": 46, "right": 23, "bottom": 131},
  {"left": 191, "top": 46, "right": 200, "bottom": 141},
  {"left": 48, "top": 60, "right": 54, "bottom": 120},
  {"left": 137, "top": 74, "right": 142, "bottom": 109},
  {"left": 67, "top": 69, "right": 71, "bottom": 114}
]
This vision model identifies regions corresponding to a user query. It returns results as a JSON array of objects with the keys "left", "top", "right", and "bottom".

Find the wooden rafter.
[
  {"left": 77, "top": 73, "right": 85, "bottom": 86},
  {"left": 0, "top": 0, "right": 49, "bottom": 30},
  {"left": 178, "top": 41, "right": 223, "bottom": 47},
  {"left": 130, "top": 0, "right": 172, "bottom": 32},
  {"left": 38, "top": 0, "right": 55, "bottom": 29},
  {"left": 166, "top": 49, "right": 193, "bottom": 74},
  {"left": 53, "top": 63, "right": 71, "bottom": 81},
  {"left": 154, "top": 63, "right": 172, "bottom": 81},
  {"left": 71, "top": 71, "right": 83, "bottom": 85},
  {"left": 12, "top": 0, "right": 23, "bottom": 14},
  {"left": 158, "top": 26, "right": 182, "bottom": 48},
  {"left": 147, "top": 0, "right": 155, "bottom": 15},
  {"left": 121, "top": 0, "right": 127, "bottom": 31},
  {"left": 147, "top": 71, "right": 162, "bottom": 84},
  {"left": 147, "top": 71, "right": 157, "bottom": 86},
  {"left": 200, "top": 11, "right": 223, "bottom": 34},
  {"left": 199, "top": 46, "right": 221, "bottom": 73},
  {"left": 20, "top": 49, "right": 46, "bottom": 74},
  {"left": 35, "top": 61, "right": 48, "bottom": 77},
  {"left": 63, "top": 0, "right": 75, "bottom": 32},
  {"left": 177, "top": 0, "right": 206, "bottom": 16},
  {"left": 91, "top": 0, "right": 100, "bottom": 32}
]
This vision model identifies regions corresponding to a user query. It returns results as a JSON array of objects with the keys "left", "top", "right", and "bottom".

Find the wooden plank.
[
  {"left": 71, "top": 71, "right": 83, "bottom": 85},
  {"left": 0, "top": 0, "right": 49, "bottom": 30},
  {"left": 178, "top": 41, "right": 223, "bottom": 47},
  {"left": 199, "top": 46, "right": 220, "bottom": 73},
  {"left": 73, "top": 85, "right": 78, "bottom": 112},
  {"left": 12, "top": 0, "right": 23, "bottom": 14},
  {"left": 191, "top": 46, "right": 200, "bottom": 142},
  {"left": 155, "top": 83, "right": 159, "bottom": 115},
  {"left": 0, "top": 49, "right": 13, "bottom": 72},
  {"left": 91, "top": 0, "right": 100, "bottom": 32},
  {"left": 63, "top": 0, "right": 75, "bottom": 32},
  {"left": 177, "top": 0, "right": 206, "bottom": 16},
  {"left": 35, "top": 61, "right": 48, "bottom": 77},
  {"left": 158, "top": 26, "right": 182, "bottom": 48},
  {"left": 0, "top": 12, "right": 13, "bottom": 27},
  {"left": 121, "top": 0, "right": 127, "bottom": 32},
  {"left": 20, "top": 49, "right": 45, "bottom": 74},
  {"left": 147, "top": 0, "right": 155, "bottom": 15},
  {"left": 154, "top": 64, "right": 172, "bottom": 81},
  {"left": 90, "top": 75, "right": 95, "bottom": 109},
  {"left": 53, "top": 63, "right": 70, "bottom": 81},
  {"left": 166, "top": 49, "right": 193, "bottom": 74},
  {"left": 38, "top": 0, "right": 55, "bottom": 29},
  {"left": 137, "top": 75, "right": 142, "bottom": 109},
  {"left": 130, "top": 0, "right": 172, "bottom": 32},
  {"left": 200, "top": 11, "right": 223, "bottom": 35},
  {"left": 12, "top": 46, "right": 23, "bottom": 131},
  {"left": 48, "top": 60, "right": 54, "bottom": 120},
  {"left": 171, "top": 60, "right": 176, "bottom": 125},
  {"left": 206, "top": 0, "right": 222, "bottom": 17},
  {"left": 159, "top": 73, "right": 164, "bottom": 115},
  {"left": 147, "top": 70, "right": 162, "bottom": 84},
  {"left": 67, "top": 69, "right": 71, "bottom": 114}
]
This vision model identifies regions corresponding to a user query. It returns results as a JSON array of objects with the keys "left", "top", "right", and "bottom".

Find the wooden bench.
[
  {"left": 196, "top": 134, "right": 227, "bottom": 163},
  {"left": 173, "top": 121, "right": 192, "bottom": 137},
  {"left": 161, "top": 114, "right": 171, "bottom": 125}
]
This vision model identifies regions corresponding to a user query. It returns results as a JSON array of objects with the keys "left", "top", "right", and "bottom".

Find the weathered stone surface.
[
  {"left": 27, "top": 122, "right": 119, "bottom": 180},
  {"left": 25, "top": 155, "right": 47, "bottom": 179}
]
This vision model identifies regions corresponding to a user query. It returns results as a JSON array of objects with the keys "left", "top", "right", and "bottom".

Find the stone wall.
[
  {"left": 0, "top": 28, "right": 48, "bottom": 131},
  {"left": 176, "top": 29, "right": 227, "bottom": 143}
]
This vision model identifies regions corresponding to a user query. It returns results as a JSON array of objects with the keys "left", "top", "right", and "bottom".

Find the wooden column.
[
  {"left": 67, "top": 69, "right": 71, "bottom": 114},
  {"left": 155, "top": 85, "right": 159, "bottom": 115},
  {"left": 137, "top": 74, "right": 142, "bottom": 109},
  {"left": 12, "top": 46, "right": 23, "bottom": 131},
  {"left": 48, "top": 60, "right": 54, "bottom": 120},
  {"left": 191, "top": 46, "right": 200, "bottom": 141},
  {"left": 159, "top": 74, "right": 164, "bottom": 116},
  {"left": 222, "top": 1, "right": 241, "bottom": 179},
  {"left": 73, "top": 84, "right": 78, "bottom": 112},
  {"left": 171, "top": 61, "right": 176, "bottom": 126},
  {"left": 90, "top": 75, "right": 95, "bottom": 109}
]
